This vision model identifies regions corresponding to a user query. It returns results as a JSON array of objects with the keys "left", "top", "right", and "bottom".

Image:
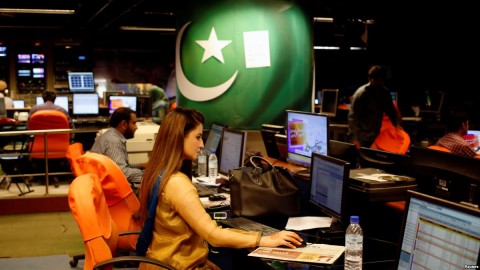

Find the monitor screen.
[
  {"left": 0, "top": 46, "right": 6, "bottom": 57},
  {"left": 17, "top": 54, "right": 31, "bottom": 64},
  {"left": 108, "top": 95, "right": 137, "bottom": 114},
  {"left": 419, "top": 91, "right": 445, "bottom": 114},
  {"left": 204, "top": 123, "right": 225, "bottom": 155},
  {"left": 320, "top": 89, "right": 339, "bottom": 117},
  {"left": 36, "top": 96, "right": 69, "bottom": 112},
  {"left": 17, "top": 69, "right": 31, "bottom": 77},
  {"left": 32, "top": 67, "right": 45, "bottom": 78},
  {"left": 219, "top": 128, "right": 247, "bottom": 175},
  {"left": 397, "top": 190, "right": 480, "bottom": 270},
  {"left": 31, "top": 53, "right": 45, "bottom": 64},
  {"left": 286, "top": 110, "right": 329, "bottom": 168},
  {"left": 309, "top": 152, "right": 350, "bottom": 226},
  {"left": 464, "top": 130, "right": 480, "bottom": 153},
  {"left": 72, "top": 93, "right": 99, "bottom": 115},
  {"left": 13, "top": 100, "right": 25, "bottom": 109},
  {"left": 68, "top": 72, "right": 95, "bottom": 93},
  {"left": 261, "top": 124, "right": 286, "bottom": 160},
  {"left": 136, "top": 94, "right": 153, "bottom": 118}
]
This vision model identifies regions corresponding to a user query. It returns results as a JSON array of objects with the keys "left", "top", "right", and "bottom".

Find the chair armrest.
[
  {"left": 118, "top": 230, "right": 141, "bottom": 236},
  {"left": 93, "top": 255, "right": 177, "bottom": 270}
]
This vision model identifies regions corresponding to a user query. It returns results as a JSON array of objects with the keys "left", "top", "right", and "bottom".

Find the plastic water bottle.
[
  {"left": 197, "top": 149, "right": 207, "bottom": 177},
  {"left": 345, "top": 215, "right": 363, "bottom": 270},
  {"left": 208, "top": 151, "right": 218, "bottom": 182}
]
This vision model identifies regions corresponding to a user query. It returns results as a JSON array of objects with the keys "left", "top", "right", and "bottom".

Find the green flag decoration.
[{"left": 176, "top": 0, "right": 313, "bottom": 129}]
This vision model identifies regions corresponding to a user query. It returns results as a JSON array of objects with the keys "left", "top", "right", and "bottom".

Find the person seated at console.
[
  {"left": 137, "top": 107, "right": 303, "bottom": 270},
  {"left": 27, "top": 90, "right": 74, "bottom": 129},
  {"left": 435, "top": 110, "right": 478, "bottom": 158},
  {"left": 90, "top": 107, "right": 144, "bottom": 185}
]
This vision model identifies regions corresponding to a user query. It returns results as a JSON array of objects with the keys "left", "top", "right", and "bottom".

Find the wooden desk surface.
[{"left": 263, "top": 156, "right": 310, "bottom": 181}]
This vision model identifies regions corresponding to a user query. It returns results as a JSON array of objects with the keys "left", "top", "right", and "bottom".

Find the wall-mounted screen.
[
  {"left": 31, "top": 53, "right": 45, "bottom": 64},
  {"left": 17, "top": 54, "right": 31, "bottom": 63},
  {"left": 32, "top": 67, "right": 45, "bottom": 78},
  {"left": 68, "top": 72, "right": 95, "bottom": 93},
  {"left": 18, "top": 69, "right": 31, "bottom": 77},
  {"left": 0, "top": 47, "right": 6, "bottom": 57}
]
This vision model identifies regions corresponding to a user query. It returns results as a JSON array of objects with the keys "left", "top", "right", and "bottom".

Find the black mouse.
[{"left": 208, "top": 194, "right": 226, "bottom": 201}]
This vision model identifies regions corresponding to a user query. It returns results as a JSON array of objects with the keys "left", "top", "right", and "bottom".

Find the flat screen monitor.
[
  {"left": 36, "top": 96, "right": 69, "bottom": 112},
  {"left": 397, "top": 190, "right": 480, "bottom": 270},
  {"left": 136, "top": 94, "right": 153, "bottom": 118},
  {"left": 68, "top": 72, "right": 95, "bottom": 93},
  {"left": 204, "top": 122, "right": 225, "bottom": 156},
  {"left": 17, "top": 69, "right": 31, "bottom": 77},
  {"left": 465, "top": 130, "right": 480, "bottom": 153},
  {"left": 72, "top": 93, "right": 99, "bottom": 115},
  {"left": 320, "top": 89, "right": 339, "bottom": 118},
  {"left": 108, "top": 95, "right": 137, "bottom": 114},
  {"left": 17, "top": 54, "right": 30, "bottom": 64},
  {"left": 286, "top": 110, "right": 329, "bottom": 169},
  {"left": 0, "top": 47, "right": 6, "bottom": 57},
  {"left": 309, "top": 152, "right": 350, "bottom": 228},
  {"left": 219, "top": 128, "right": 247, "bottom": 176},
  {"left": 329, "top": 140, "right": 358, "bottom": 169},
  {"left": 31, "top": 53, "right": 45, "bottom": 64},
  {"left": 418, "top": 90, "right": 445, "bottom": 115},
  {"left": 409, "top": 145, "right": 480, "bottom": 204},
  {"left": 358, "top": 147, "right": 409, "bottom": 175},
  {"left": 32, "top": 67, "right": 45, "bottom": 78},
  {"left": 13, "top": 100, "right": 25, "bottom": 109},
  {"left": 260, "top": 124, "right": 286, "bottom": 160},
  {"left": 390, "top": 91, "right": 398, "bottom": 104}
]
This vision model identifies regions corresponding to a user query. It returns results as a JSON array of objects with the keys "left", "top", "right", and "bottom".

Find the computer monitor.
[
  {"left": 320, "top": 89, "right": 339, "bottom": 118},
  {"left": 204, "top": 122, "right": 225, "bottom": 156},
  {"left": 309, "top": 152, "right": 350, "bottom": 228},
  {"left": 219, "top": 128, "right": 247, "bottom": 176},
  {"left": 286, "top": 110, "right": 329, "bottom": 169},
  {"left": 358, "top": 147, "right": 409, "bottom": 175},
  {"left": 465, "top": 130, "right": 480, "bottom": 152},
  {"left": 35, "top": 96, "right": 69, "bottom": 112},
  {"left": 136, "top": 94, "right": 153, "bottom": 118},
  {"left": 418, "top": 90, "right": 445, "bottom": 120},
  {"left": 0, "top": 97, "right": 6, "bottom": 118},
  {"left": 409, "top": 145, "right": 480, "bottom": 204},
  {"left": 397, "top": 190, "right": 480, "bottom": 270},
  {"left": 390, "top": 91, "right": 398, "bottom": 104},
  {"left": 72, "top": 93, "right": 99, "bottom": 115},
  {"left": 260, "top": 124, "right": 286, "bottom": 160},
  {"left": 12, "top": 100, "right": 25, "bottom": 109},
  {"left": 329, "top": 140, "right": 358, "bottom": 169},
  {"left": 68, "top": 72, "right": 95, "bottom": 93},
  {"left": 108, "top": 95, "right": 137, "bottom": 114}
]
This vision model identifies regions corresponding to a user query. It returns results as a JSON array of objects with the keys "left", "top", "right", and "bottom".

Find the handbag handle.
[{"left": 249, "top": 155, "right": 274, "bottom": 172}]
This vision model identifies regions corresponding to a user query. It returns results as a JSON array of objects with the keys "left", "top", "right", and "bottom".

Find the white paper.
[
  {"left": 193, "top": 176, "right": 221, "bottom": 187},
  {"left": 243, "top": 30, "right": 271, "bottom": 68},
  {"left": 249, "top": 244, "right": 345, "bottom": 265},
  {"left": 285, "top": 216, "right": 333, "bottom": 230}
]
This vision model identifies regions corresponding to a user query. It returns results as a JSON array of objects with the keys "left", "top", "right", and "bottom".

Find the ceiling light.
[
  {"left": 119, "top": 26, "right": 175, "bottom": 32},
  {"left": 0, "top": 8, "right": 75, "bottom": 15}
]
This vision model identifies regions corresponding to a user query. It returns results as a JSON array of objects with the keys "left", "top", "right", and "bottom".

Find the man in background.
[
  {"left": 27, "top": 90, "right": 73, "bottom": 128},
  {"left": 0, "top": 80, "right": 13, "bottom": 108},
  {"left": 348, "top": 65, "right": 400, "bottom": 148},
  {"left": 90, "top": 107, "right": 144, "bottom": 185},
  {"left": 435, "top": 110, "right": 478, "bottom": 158}
]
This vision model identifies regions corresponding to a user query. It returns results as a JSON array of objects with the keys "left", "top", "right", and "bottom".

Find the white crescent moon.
[{"left": 176, "top": 22, "right": 238, "bottom": 102}]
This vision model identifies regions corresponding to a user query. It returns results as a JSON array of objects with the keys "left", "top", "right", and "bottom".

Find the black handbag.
[{"left": 229, "top": 156, "right": 301, "bottom": 217}]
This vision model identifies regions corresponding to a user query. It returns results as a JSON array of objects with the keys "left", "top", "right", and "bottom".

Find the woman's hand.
[{"left": 259, "top": 230, "right": 304, "bottom": 248}]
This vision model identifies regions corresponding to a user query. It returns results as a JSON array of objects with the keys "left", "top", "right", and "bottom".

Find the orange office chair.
[
  {"left": 74, "top": 152, "right": 141, "bottom": 251},
  {"left": 68, "top": 173, "right": 176, "bottom": 270},
  {"left": 371, "top": 115, "right": 411, "bottom": 155},
  {"left": 66, "top": 142, "right": 85, "bottom": 176},
  {"left": 27, "top": 110, "right": 72, "bottom": 185},
  {"left": 427, "top": 145, "right": 451, "bottom": 153}
]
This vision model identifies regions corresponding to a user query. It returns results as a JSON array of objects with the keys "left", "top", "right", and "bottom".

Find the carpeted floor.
[
  {"left": 0, "top": 254, "right": 84, "bottom": 270},
  {"left": 0, "top": 211, "right": 84, "bottom": 259}
]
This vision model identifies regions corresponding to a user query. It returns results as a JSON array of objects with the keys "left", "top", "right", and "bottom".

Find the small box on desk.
[{"left": 349, "top": 168, "right": 417, "bottom": 202}]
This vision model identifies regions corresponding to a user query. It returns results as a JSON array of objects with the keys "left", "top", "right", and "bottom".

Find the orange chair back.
[
  {"left": 66, "top": 143, "right": 84, "bottom": 176},
  {"left": 75, "top": 152, "right": 140, "bottom": 250},
  {"left": 371, "top": 117, "right": 410, "bottom": 154},
  {"left": 427, "top": 145, "right": 451, "bottom": 153},
  {"left": 68, "top": 173, "right": 118, "bottom": 270},
  {"left": 28, "top": 110, "right": 70, "bottom": 159}
]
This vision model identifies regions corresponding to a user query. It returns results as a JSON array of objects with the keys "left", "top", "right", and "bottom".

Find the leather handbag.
[{"left": 229, "top": 156, "right": 301, "bottom": 217}]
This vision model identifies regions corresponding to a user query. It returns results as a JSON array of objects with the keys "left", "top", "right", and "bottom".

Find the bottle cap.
[{"left": 350, "top": 215, "right": 359, "bottom": 223}]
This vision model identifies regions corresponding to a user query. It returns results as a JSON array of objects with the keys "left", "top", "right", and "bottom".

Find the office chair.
[
  {"left": 68, "top": 173, "right": 176, "bottom": 270},
  {"left": 371, "top": 116, "right": 411, "bottom": 155},
  {"left": 427, "top": 145, "right": 451, "bottom": 153},
  {"left": 66, "top": 142, "right": 84, "bottom": 176},
  {"left": 27, "top": 110, "right": 72, "bottom": 185}
]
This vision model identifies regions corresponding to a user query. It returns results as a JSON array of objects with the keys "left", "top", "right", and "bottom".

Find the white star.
[{"left": 196, "top": 27, "right": 232, "bottom": 63}]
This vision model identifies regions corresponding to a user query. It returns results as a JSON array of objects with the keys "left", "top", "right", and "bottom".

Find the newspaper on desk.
[{"left": 248, "top": 244, "right": 345, "bottom": 265}]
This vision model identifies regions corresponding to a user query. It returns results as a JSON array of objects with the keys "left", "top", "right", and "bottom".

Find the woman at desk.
[{"left": 138, "top": 107, "right": 302, "bottom": 270}]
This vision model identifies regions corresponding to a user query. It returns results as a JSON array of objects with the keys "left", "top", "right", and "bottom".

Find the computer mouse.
[{"left": 208, "top": 194, "right": 226, "bottom": 201}]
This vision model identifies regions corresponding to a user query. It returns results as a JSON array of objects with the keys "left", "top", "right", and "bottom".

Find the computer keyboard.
[
  {"left": 193, "top": 182, "right": 217, "bottom": 197},
  {"left": 220, "top": 217, "right": 280, "bottom": 236}
]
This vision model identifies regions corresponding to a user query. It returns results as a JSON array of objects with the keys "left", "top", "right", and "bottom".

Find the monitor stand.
[{"left": 318, "top": 218, "right": 345, "bottom": 237}]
